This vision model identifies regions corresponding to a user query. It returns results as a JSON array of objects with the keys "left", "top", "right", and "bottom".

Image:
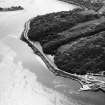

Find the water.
[{"left": 0, "top": 0, "right": 105, "bottom": 105}]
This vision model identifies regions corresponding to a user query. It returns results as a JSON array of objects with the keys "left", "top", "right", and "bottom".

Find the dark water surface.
[{"left": 0, "top": 1, "right": 105, "bottom": 105}]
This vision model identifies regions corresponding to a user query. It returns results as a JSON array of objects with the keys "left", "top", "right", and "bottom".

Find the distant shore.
[
  {"left": 0, "top": 6, "right": 24, "bottom": 12},
  {"left": 59, "top": 0, "right": 104, "bottom": 11}
]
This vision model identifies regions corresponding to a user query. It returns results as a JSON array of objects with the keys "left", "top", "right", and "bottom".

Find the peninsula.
[{"left": 21, "top": 9, "right": 105, "bottom": 92}]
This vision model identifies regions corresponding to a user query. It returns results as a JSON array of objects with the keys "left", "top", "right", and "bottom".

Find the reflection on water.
[{"left": 0, "top": 0, "right": 105, "bottom": 105}]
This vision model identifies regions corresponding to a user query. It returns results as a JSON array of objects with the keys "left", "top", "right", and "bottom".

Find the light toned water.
[{"left": 0, "top": 0, "right": 105, "bottom": 105}]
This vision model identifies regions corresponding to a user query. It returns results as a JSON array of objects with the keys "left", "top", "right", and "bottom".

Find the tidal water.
[{"left": 0, "top": 0, "right": 105, "bottom": 105}]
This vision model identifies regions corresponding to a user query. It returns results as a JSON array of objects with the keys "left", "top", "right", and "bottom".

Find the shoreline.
[{"left": 21, "top": 17, "right": 105, "bottom": 92}]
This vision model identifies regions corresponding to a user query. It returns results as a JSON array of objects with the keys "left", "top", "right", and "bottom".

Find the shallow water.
[{"left": 0, "top": 0, "right": 105, "bottom": 105}]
